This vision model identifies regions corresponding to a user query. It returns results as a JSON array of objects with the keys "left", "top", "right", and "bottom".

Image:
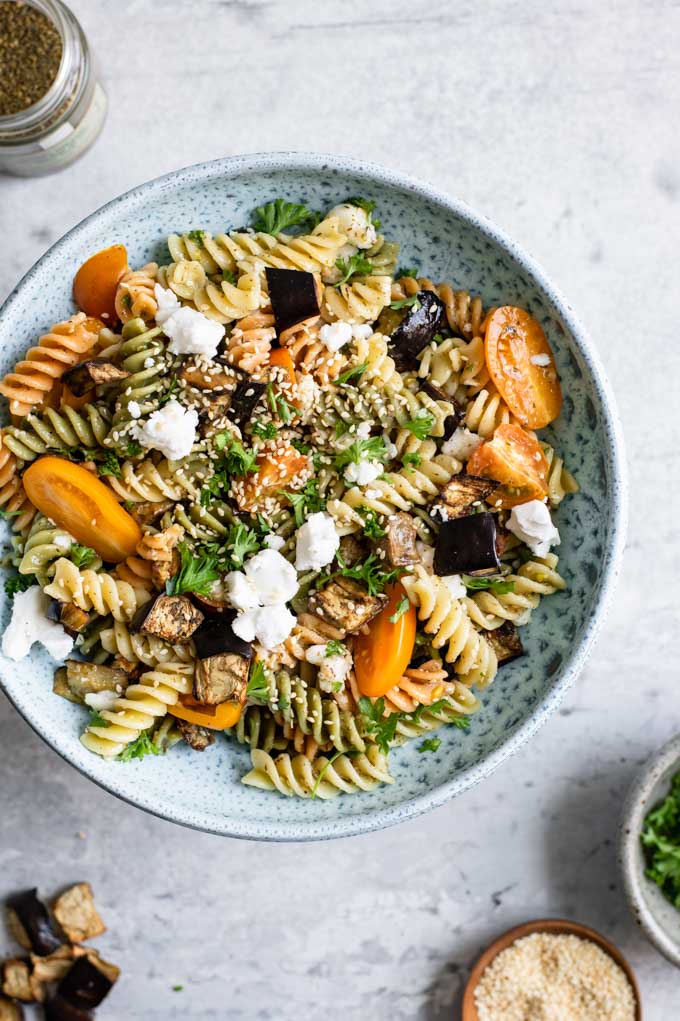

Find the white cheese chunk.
[
  {"left": 351, "top": 324, "right": 373, "bottom": 341},
  {"left": 295, "top": 512, "right": 340, "bottom": 571},
  {"left": 233, "top": 604, "right": 296, "bottom": 650},
  {"left": 84, "top": 690, "right": 119, "bottom": 711},
  {"left": 441, "top": 427, "right": 483, "bottom": 461},
  {"left": 224, "top": 571, "right": 260, "bottom": 612},
  {"left": 530, "top": 352, "right": 551, "bottom": 367},
  {"left": 344, "top": 459, "right": 383, "bottom": 486},
  {"left": 507, "top": 500, "right": 561, "bottom": 557},
  {"left": 2, "top": 587, "right": 74, "bottom": 662},
  {"left": 163, "top": 305, "right": 225, "bottom": 358},
  {"left": 416, "top": 541, "right": 434, "bottom": 570},
  {"left": 305, "top": 643, "right": 353, "bottom": 693},
  {"left": 319, "top": 320, "right": 352, "bottom": 353},
  {"left": 329, "top": 203, "right": 378, "bottom": 249},
  {"left": 244, "top": 549, "right": 298, "bottom": 606},
  {"left": 264, "top": 534, "right": 285, "bottom": 551},
  {"left": 135, "top": 400, "right": 198, "bottom": 461},
  {"left": 355, "top": 421, "right": 372, "bottom": 441},
  {"left": 154, "top": 284, "right": 181, "bottom": 324}
]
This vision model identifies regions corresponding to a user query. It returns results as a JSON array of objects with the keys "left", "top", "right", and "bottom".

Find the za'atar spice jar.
[{"left": 0, "top": 0, "right": 107, "bottom": 176}]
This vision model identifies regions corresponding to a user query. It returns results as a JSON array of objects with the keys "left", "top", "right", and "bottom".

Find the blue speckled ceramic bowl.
[{"left": 0, "top": 153, "right": 627, "bottom": 840}]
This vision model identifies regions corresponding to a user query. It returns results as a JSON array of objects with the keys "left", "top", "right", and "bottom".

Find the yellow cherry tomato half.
[
  {"left": 73, "top": 244, "right": 128, "bottom": 322},
  {"left": 23, "top": 456, "right": 142, "bottom": 562},
  {"left": 169, "top": 697, "right": 242, "bottom": 730},
  {"left": 354, "top": 584, "right": 417, "bottom": 698},
  {"left": 484, "top": 305, "right": 562, "bottom": 429}
]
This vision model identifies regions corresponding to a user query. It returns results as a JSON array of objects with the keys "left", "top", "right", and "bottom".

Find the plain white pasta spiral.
[
  {"left": 101, "top": 620, "right": 194, "bottom": 668},
  {"left": 44, "top": 559, "right": 149, "bottom": 622},
  {"left": 464, "top": 554, "right": 566, "bottom": 630},
  {"left": 105, "top": 456, "right": 204, "bottom": 503},
  {"left": 159, "top": 260, "right": 264, "bottom": 324},
  {"left": 241, "top": 745, "right": 393, "bottom": 798},
  {"left": 80, "top": 662, "right": 193, "bottom": 758},
  {"left": 322, "top": 276, "right": 391, "bottom": 324}
]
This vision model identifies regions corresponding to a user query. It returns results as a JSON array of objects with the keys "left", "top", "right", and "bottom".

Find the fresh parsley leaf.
[
  {"left": 389, "top": 596, "right": 410, "bottom": 624},
  {"left": 335, "top": 419, "right": 352, "bottom": 438},
  {"left": 336, "top": 361, "right": 368, "bottom": 386},
  {"left": 359, "top": 508, "right": 386, "bottom": 539},
  {"left": 418, "top": 737, "right": 441, "bottom": 753},
  {"left": 334, "top": 436, "right": 388, "bottom": 472},
  {"left": 118, "top": 730, "right": 161, "bottom": 762},
  {"left": 358, "top": 696, "right": 398, "bottom": 754},
  {"left": 4, "top": 573, "right": 35, "bottom": 598},
  {"left": 319, "top": 552, "right": 400, "bottom": 598},
  {"left": 126, "top": 440, "right": 143, "bottom": 457},
  {"left": 88, "top": 710, "right": 110, "bottom": 729},
  {"left": 159, "top": 374, "right": 179, "bottom": 407},
  {"left": 403, "top": 411, "right": 435, "bottom": 440},
  {"left": 0, "top": 508, "right": 21, "bottom": 519},
  {"left": 325, "top": 640, "right": 346, "bottom": 657},
  {"left": 463, "top": 576, "right": 516, "bottom": 594},
  {"left": 213, "top": 435, "right": 259, "bottom": 476},
  {"left": 251, "top": 199, "right": 320, "bottom": 235},
  {"left": 70, "top": 544, "right": 97, "bottom": 569},
  {"left": 222, "top": 269, "right": 237, "bottom": 285},
  {"left": 246, "top": 661, "right": 269, "bottom": 705},
  {"left": 281, "top": 479, "right": 326, "bottom": 527},
  {"left": 186, "top": 230, "right": 205, "bottom": 247},
  {"left": 166, "top": 542, "right": 220, "bottom": 596},
  {"left": 120, "top": 292, "right": 132, "bottom": 309},
  {"left": 224, "top": 522, "right": 261, "bottom": 568},
  {"left": 389, "top": 295, "right": 421, "bottom": 311},
  {"left": 641, "top": 770, "right": 680, "bottom": 908},
  {"left": 402, "top": 452, "right": 421, "bottom": 468},
  {"left": 311, "top": 748, "right": 358, "bottom": 798},
  {"left": 252, "top": 419, "right": 277, "bottom": 440},
  {"left": 172, "top": 985, "right": 184, "bottom": 992},
  {"left": 291, "top": 438, "right": 311, "bottom": 456},
  {"left": 395, "top": 267, "right": 419, "bottom": 280},
  {"left": 335, "top": 252, "right": 373, "bottom": 286},
  {"left": 97, "top": 450, "right": 122, "bottom": 478},
  {"left": 345, "top": 197, "right": 381, "bottom": 230}
]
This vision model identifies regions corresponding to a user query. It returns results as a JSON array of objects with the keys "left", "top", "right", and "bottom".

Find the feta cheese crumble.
[
  {"left": 319, "top": 320, "right": 352, "bottom": 353},
  {"left": 344, "top": 459, "right": 383, "bottom": 486},
  {"left": 227, "top": 549, "right": 299, "bottom": 650},
  {"left": 232, "top": 604, "right": 296, "bottom": 650},
  {"left": 305, "top": 643, "right": 353, "bottom": 693},
  {"left": 243, "top": 549, "right": 298, "bottom": 606},
  {"left": 154, "top": 284, "right": 225, "bottom": 358},
  {"left": 507, "top": 500, "right": 561, "bottom": 557},
  {"left": 2, "top": 587, "right": 74, "bottom": 662},
  {"left": 134, "top": 400, "right": 198, "bottom": 461},
  {"left": 84, "top": 690, "right": 119, "bottom": 712},
  {"left": 295, "top": 512, "right": 340, "bottom": 571},
  {"left": 442, "top": 427, "right": 483, "bottom": 461},
  {"left": 530, "top": 352, "right": 551, "bottom": 367},
  {"left": 224, "top": 571, "right": 260, "bottom": 612},
  {"left": 329, "top": 203, "right": 378, "bottom": 249},
  {"left": 351, "top": 324, "right": 373, "bottom": 341},
  {"left": 264, "top": 534, "right": 285, "bottom": 551}
]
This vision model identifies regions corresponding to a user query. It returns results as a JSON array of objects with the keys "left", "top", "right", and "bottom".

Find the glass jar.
[{"left": 0, "top": 0, "right": 107, "bottom": 177}]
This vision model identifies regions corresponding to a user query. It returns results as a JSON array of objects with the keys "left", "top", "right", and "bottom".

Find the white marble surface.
[{"left": 1, "top": 0, "right": 679, "bottom": 1016}]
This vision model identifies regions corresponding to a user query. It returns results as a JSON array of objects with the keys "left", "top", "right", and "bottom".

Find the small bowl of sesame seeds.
[{"left": 462, "top": 918, "right": 641, "bottom": 1021}]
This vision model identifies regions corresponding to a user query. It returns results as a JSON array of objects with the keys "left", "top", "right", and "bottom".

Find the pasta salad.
[{"left": 0, "top": 197, "right": 577, "bottom": 798}]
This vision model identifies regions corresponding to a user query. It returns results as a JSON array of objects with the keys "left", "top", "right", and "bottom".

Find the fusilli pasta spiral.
[
  {"left": 2, "top": 404, "right": 111, "bottom": 462},
  {"left": 241, "top": 745, "right": 393, "bottom": 798},
  {"left": 464, "top": 554, "right": 566, "bottom": 630},
  {"left": 322, "top": 276, "right": 391, "bottom": 324},
  {"left": 45, "top": 558, "right": 150, "bottom": 621},
  {"left": 0, "top": 436, "right": 36, "bottom": 531},
  {"left": 115, "top": 263, "right": 158, "bottom": 323}
]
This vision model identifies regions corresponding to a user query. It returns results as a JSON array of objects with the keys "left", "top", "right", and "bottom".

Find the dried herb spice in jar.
[{"left": 0, "top": 1, "right": 63, "bottom": 115}]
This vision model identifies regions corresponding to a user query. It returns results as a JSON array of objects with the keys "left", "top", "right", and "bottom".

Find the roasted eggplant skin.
[
  {"left": 56, "top": 957, "right": 113, "bottom": 1011},
  {"left": 192, "top": 612, "right": 253, "bottom": 660},
  {"left": 431, "top": 474, "right": 499, "bottom": 522},
  {"left": 265, "top": 268, "right": 320, "bottom": 335},
  {"left": 433, "top": 512, "right": 501, "bottom": 577},
  {"left": 62, "top": 360, "right": 129, "bottom": 397},
  {"left": 377, "top": 289, "right": 446, "bottom": 368},
  {"left": 486, "top": 621, "right": 525, "bottom": 665},
  {"left": 43, "top": 996, "right": 93, "bottom": 1021},
  {"left": 420, "top": 382, "right": 463, "bottom": 439},
  {"left": 5, "top": 890, "right": 61, "bottom": 957},
  {"left": 225, "top": 378, "right": 267, "bottom": 432}
]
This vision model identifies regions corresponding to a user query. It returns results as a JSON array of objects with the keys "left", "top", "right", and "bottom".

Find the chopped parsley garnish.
[
  {"left": 346, "top": 196, "right": 381, "bottom": 230},
  {"left": 97, "top": 450, "right": 123, "bottom": 478},
  {"left": 291, "top": 438, "right": 311, "bottom": 455},
  {"left": 246, "top": 661, "right": 269, "bottom": 705},
  {"left": 213, "top": 435, "right": 259, "bottom": 477},
  {"left": 402, "top": 452, "right": 421, "bottom": 468},
  {"left": 252, "top": 419, "right": 277, "bottom": 440},
  {"left": 222, "top": 269, "right": 237, "bottom": 285},
  {"left": 126, "top": 439, "right": 143, "bottom": 457},
  {"left": 251, "top": 199, "right": 320, "bottom": 235},
  {"left": 120, "top": 292, "right": 132, "bottom": 309},
  {"left": 334, "top": 252, "right": 373, "bottom": 286},
  {"left": 186, "top": 230, "right": 205, "bottom": 247},
  {"left": 325, "top": 640, "right": 346, "bottom": 657},
  {"left": 0, "top": 508, "right": 21, "bottom": 519},
  {"left": 358, "top": 697, "right": 398, "bottom": 754},
  {"left": 403, "top": 411, "right": 435, "bottom": 440},
  {"left": 641, "top": 770, "right": 680, "bottom": 908},
  {"left": 318, "top": 552, "right": 400, "bottom": 598},
  {"left": 389, "top": 596, "right": 410, "bottom": 624},
  {"left": 334, "top": 436, "right": 388, "bottom": 472},
  {"left": 463, "top": 576, "right": 516, "bottom": 594},
  {"left": 336, "top": 361, "right": 368, "bottom": 386},
  {"left": 166, "top": 542, "right": 220, "bottom": 596},
  {"left": 172, "top": 985, "right": 184, "bottom": 992},
  {"left": 4, "top": 573, "right": 35, "bottom": 599},
  {"left": 418, "top": 737, "right": 441, "bottom": 753},
  {"left": 158, "top": 374, "right": 179, "bottom": 408},
  {"left": 223, "top": 522, "right": 261, "bottom": 569},
  {"left": 281, "top": 479, "right": 326, "bottom": 527},
  {"left": 359, "top": 509, "right": 386, "bottom": 539},
  {"left": 390, "top": 295, "right": 421, "bottom": 312},
  {"left": 266, "top": 383, "right": 295, "bottom": 424},
  {"left": 88, "top": 710, "right": 110, "bottom": 729},
  {"left": 118, "top": 730, "right": 161, "bottom": 762},
  {"left": 70, "top": 544, "right": 97, "bottom": 569},
  {"left": 311, "top": 748, "right": 358, "bottom": 798},
  {"left": 334, "top": 419, "right": 352, "bottom": 438},
  {"left": 395, "top": 266, "right": 419, "bottom": 280}
]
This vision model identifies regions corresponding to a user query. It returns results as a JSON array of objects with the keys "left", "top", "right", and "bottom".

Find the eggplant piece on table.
[
  {"left": 56, "top": 955, "right": 115, "bottom": 1011},
  {"left": 377, "top": 512, "right": 419, "bottom": 567},
  {"left": 265, "top": 268, "right": 320, "bottom": 335},
  {"left": 176, "top": 720, "right": 216, "bottom": 751},
  {"left": 6, "top": 890, "right": 61, "bottom": 957},
  {"left": 46, "top": 601, "right": 90, "bottom": 637},
  {"left": 130, "top": 594, "right": 204, "bottom": 643},
  {"left": 226, "top": 379, "right": 267, "bottom": 432},
  {"left": 52, "top": 884, "right": 105, "bottom": 945},
  {"left": 433, "top": 512, "right": 501, "bottom": 577},
  {"left": 1, "top": 960, "right": 33, "bottom": 1002},
  {"left": 376, "top": 289, "right": 446, "bottom": 369},
  {"left": 62, "top": 360, "right": 130, "bottom": 397},
  {"left": 0, "top": 995, "right": 24, "bottom": 1020},
  {"left": 309, "top": 578, "right": 387, "bottom": 634},
  {"left": 43, "top": 996, "right": 93, "bottom": 1021},
  {"left": 30, "top": 947, "right": 73, "bottom": 986},
  {"left": 431, "top": 475, "right": 499, "bottom": 523},
  {"left": 486, "top": 622, "right": 524, "bottom": 666}
]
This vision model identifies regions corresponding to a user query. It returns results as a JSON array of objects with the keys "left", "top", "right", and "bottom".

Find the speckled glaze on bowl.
[
  {"left": 620, "top": 735, "right": 680, "bottom": 968},
  {"left": 0, "top": 153, "right": 627, "bottom": 841}
]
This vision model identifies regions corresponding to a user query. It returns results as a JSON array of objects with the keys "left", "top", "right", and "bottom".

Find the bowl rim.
[
  {"left": 619, "top": 733, "right": 680, "bottom": 968},
  {"left": 0, "top": 151, "right": 628, "bottom": 841}
]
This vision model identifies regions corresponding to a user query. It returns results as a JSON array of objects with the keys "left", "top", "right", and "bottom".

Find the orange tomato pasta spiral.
[
  {"left": 383, "top": 659, "right": 452, "bottom": 715},
  {"left": 279, "top": 319, "right": 347, "bottom": 385},
  {"left": 115, "top": 263, "right": 158, "bottom": 323},
  {"left": 225, "top": 311, "right": 276, "bottom": 375},
  {"left": 0, "top": 313, "right": 101, "bottom": 416},
  {"left": 0, "top": 433, "right": 36, "bottom": 531}
]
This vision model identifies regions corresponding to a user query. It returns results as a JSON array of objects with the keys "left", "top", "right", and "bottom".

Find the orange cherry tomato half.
[
  {"left": 73, "top": 244, "right": 128, "bottom": 322},
  {"left": 235, "top": 442, "right": 310, "bottom": 513},
  {"left": 354, "top": 584, "right": 417, "bottom": 698},
  {"left": 23, "top": 456, "right": 142, "bottom": 562},
  {"left": 466, "top": 423, "right": 549, "bottom": 508},
  {"left": 169, "top": 697, "right": 242, "bottom": 730},
  {"left": 484, "top": 306, "right": 562, "bottom": 429}
]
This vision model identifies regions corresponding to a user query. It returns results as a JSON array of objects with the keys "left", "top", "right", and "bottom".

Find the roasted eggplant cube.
[
  {"left": 338, "top": 534, "right": 367, "bottom": 567},
  {"left": 0, "top": 996, "right": 24, "bottom": 1020},
  {"left": 6, "top": 890, "right": 61, "bottom": 957},
  {"left": 131, "top": 594, "right": 204, "bottom": 643},
  {"left": 265, "top": 268, "right": 320, "bottom": 335},
  {"left": 377, "top": 289, "right": 446, "bottom": 369},
  {"left": 431, "top": 475, "right": 499, "bottom": 522},
  {"left": 309, "top": 578, "right": 387, "bottom": 633},
  {"left": 194, "top": 653, "right": 249, "bottom": 705},
  {"left": 47, "top": 601, "right": 90, "bottom": 636},
  {"left": 176, "top": 720, "right": 216, "bottom": 751},
  {"left": 179, "top": 361, "right": 234, "bottom": 390},
  {"left": 192, "top": 612, "right": 253, "bottom": 659},
  {"left": 150, "top": 549, "right": 180, "bottom": 591},
  {"left": 433, "top": 513, "right": 500, "bottom": 577},
  {"left": 30, "top": 948, "right": 73, "bottom": 986},
  {"left": 226, "top": 379, "right": 267, "bottom": 431},
  {"left": 56, "top": 956, "right": 114, "bottom": 1011},
  {"left": 378, "top": 512, "right": 418, "bottom": 567},
  {"left": 62, "top": 360, "right": 130, "bottom": 397},
  {"left": 53, "top": 669, "right": 80, "bottom": 705},
  {"left": 43, "top": 995, "right": 93, "bottom": 1021},
  {"left": 52, "top": 884, "right": 105, "bottom": 945},
  {"left": 486, "top": 622, "right": 525, "bottom": 666},
  {"left": 1, "top": 961, "right": 33, "bottom": 1002},
  {"left": 129, "top": 500, "right": 174, "bottom": 527},
  {"left": 64, "top": 662, "right": 128, "bottom": 700}
]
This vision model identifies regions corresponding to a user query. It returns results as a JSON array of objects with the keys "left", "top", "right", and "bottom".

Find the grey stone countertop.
[{"left": 1, "top": 0, "right": 679, "bottom": 1017}]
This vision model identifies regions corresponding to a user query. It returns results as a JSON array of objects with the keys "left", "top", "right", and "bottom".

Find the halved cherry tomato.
[
  {"left": 466, "top": 423, "right": 549, "bottom": 508},
  {"left": 235, "top": 442, "right": 310, "bottom": 513},
  {"left": 354, "top": 584, "right": 417, "bottom": 698},
  {"left": 23, "top": 456, "right": 142, "bottom": 562},
  {"left": 73, "top": 244, "right": 128, "bottom": 322},
  {"left": 484, "top": 306, "right": 562, "bottom": 429},
  {"left": 169, "top": 697, "right": 242, "bottom": 730}
]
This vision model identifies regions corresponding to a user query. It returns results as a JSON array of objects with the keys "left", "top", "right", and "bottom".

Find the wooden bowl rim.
[{"left": 461, "top": 917, "right": 642, "bottom": 1020}]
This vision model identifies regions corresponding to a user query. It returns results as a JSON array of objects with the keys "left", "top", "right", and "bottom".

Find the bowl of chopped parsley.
[{"left": 620, "top": 734, "right": 680, "bottom": 968}]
